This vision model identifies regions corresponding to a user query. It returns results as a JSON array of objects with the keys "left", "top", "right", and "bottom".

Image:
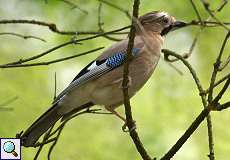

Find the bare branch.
[
  {"left": 201, "top": 0, "right": 230, "bottom": 31},
  {"left": 60, "top": 0, "right": 88, "bottom": 14},
  {"left": 2, "top": 41, "right": 77, "bottom": 66},
  {"left": 161, "top": 24, "right": 230, "bottom": 160},
  {"left": 190, "top": 0, "right": 203, "bottom": 25},
  {"left": 212, "top": 77, "right": 230, "bottom": 105},
  {"left": 122, "top": 0, "right": 152, "bottom": 160},
  {"left": 208, "top": 73, "right": 230, "bottom": 93},
  {"left": 0, "top": 32, "right": 46, "bottom": 42},
  {"left": 96, "top": 2, "right": 122, "bottom": 41},
  {"left": 217, "top": 0, "right": 228, "bottom": 12},
  {"left": 0, "top": 47, "right": 104, "bottom": 68},
  {"left": 32, "top": 107, "right": 109, "bottom": 159},
  {"left": 163, "top": 49, "right": 205, "bottom": 96},
  {"left": 187, "top": 20, "right": 230, "bottom": 27},
  {"left": 0, "top": 19, "right": 128, "bottom": 35},
  {"left": 218, "top": 55, "right": 230, "bottom": 71},
  {"left": 47, "top": 126, "right": 63, "bottom": 160},
  {"left": 216, "top": 101, "right": 230, "bottom": 111},
  {"left": 98, "top": 0, "right": 130, "bottom": 18},
  {"left": 208, "top": 31, "right": 230, "bottom": 103}
]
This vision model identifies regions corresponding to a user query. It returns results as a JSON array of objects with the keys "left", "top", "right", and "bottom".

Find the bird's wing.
[{"left": 54, "top": 48, "right": 142, "bottom": 103}]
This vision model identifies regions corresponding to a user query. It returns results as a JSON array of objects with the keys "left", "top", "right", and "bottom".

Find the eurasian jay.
[{"left": 20, "top": 11, "right": 185, "bottom": 147}]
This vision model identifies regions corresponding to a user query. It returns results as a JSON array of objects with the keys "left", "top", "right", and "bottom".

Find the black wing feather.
[{"left": 71, "top": 59, "right": 106, "bottom": 82}]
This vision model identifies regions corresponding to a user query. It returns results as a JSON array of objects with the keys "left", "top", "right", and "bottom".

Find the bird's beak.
[
  {"left": 161, "top": 20, "right": 186, "bottom": 36},
  {"left": 171, "top": 21, "right": 187, "bottom": 31}
]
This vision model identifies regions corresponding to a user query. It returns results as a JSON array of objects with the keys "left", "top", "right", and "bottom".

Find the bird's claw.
[{"left": 122, "top": 120, "right": 136, "bottom": 132}]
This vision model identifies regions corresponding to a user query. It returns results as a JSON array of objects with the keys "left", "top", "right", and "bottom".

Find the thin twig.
[
  {"left": 190, "top": 0, "right": 203, "bottom": 25},
  {"left": 218, "top": 55, "right": 230, "bottom": 71},
  {"left": 0, "top": 47, "right": 104, "bottom": 68},
  {"left": 0, "top": 32, "right": 46, "bottom": 42},
  {"left": 98, "top": 0, "right": 130, "bottom": 18},
  {"left": 186, "top": 20, "right": 230, "bottom": 27},
  {"left": 217, "top": 0, "right": 228, "bottom": 12},
  {"left": 163, "top": 49, "right": 205, "bottom": 98},
  {"left": 96, "top": 2, "right": 121, "bottom": 42},
  {"left": 60, "top": 0, "right": 88, "bottom": 14},
  {"left": 205, "top": 29, "right": 230, "bottom": 160},
  {"left": 3, "top": 41, "right": 76, "bottom": 65},
  {"left": 0, "top": 19, "right": 128, "bottom": 35},
  {"left": 33, "top": 125, "right": 56, "bottom": 160},
  {"left": 207, "top": 72, "right": 230, "bottom": 93},
  {"left": 47, "top": 127, "right": 63, "bottom": 160},
  {"left": 216, "top": 101, "right": 230, "bottom": 111},
  {"left": 212, "top": 77, "right": 230, "bottom": 105},
  {"left": 201, "top": 0, "right": 230, "bottom": 31},
  {"left": 208, "top": 31, "right": 230, "bottom": 103},
  {"left": 32, "top": 108, "right": 108, "bottom": 159}
]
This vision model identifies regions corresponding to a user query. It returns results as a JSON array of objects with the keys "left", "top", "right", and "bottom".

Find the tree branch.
[
  {"left": 216, "top": 101, "right": 230, "bottom": 111},
  {"left": 60, "top": 0, "right": 88, "bottom": 14},
  {"left": 122, "top": 0, "right": 152, "bottom": 160},
  {"left": 0, "top": 26, "right": 130, "bottom": 67},
  {"left": 0, "top": 47, "right": 104, "bottom": 68},
  {"left": 0, "top": 19, "right": 128, "bottom": 35},
  {"left": 0, "top": 32, "right": 46, "bottom": 42}
]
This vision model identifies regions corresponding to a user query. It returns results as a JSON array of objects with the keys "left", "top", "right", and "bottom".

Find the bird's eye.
[{"left": 162, "top": 17, "right": 169, "bottom": 24}]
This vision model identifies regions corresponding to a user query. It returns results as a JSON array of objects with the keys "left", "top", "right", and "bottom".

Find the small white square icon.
[{"left": 0, "top": 138, "right": 21, "bottom": 160}]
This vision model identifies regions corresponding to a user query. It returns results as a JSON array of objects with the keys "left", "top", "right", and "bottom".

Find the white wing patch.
[{"left": 87, "top": 61, "right": 97, "bottom": 70}]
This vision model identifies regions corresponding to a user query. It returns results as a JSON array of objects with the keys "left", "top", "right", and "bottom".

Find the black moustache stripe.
[{"left": 160, "top": 25, "right": 173, "bottom": 36}]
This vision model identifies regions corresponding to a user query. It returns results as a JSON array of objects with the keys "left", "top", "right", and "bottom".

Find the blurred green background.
[{"left": 0, "top": 0, "right": 230, "bottom": 159}]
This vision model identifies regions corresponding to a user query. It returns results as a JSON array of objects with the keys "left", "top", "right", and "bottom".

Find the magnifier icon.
[{"left": 3, "top": 141, "right": 18, "bottom": 157}]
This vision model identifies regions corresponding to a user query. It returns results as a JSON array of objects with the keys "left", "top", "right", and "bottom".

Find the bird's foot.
[{"left": 122, "top": 120, "right": 136, "bottom": 132}]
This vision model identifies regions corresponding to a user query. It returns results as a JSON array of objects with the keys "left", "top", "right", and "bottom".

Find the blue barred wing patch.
[
  {"left": 106, "top": 52, "right": 124, "bottom": 68},
  {"left": 106, "top": 48, "right": 141, "bottom": 68}
]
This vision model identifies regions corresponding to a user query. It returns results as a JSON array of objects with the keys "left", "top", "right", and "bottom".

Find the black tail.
[
  {"left": 21, "top": 102, "right": 94, "bottom": 147},
  {"left": 21, "top": 103, "right": 61, "bottom": 147}
]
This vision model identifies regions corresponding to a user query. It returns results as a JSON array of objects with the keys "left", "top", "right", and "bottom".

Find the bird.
[{"left": 20, "top": 11, "right": 186, "bottom": 147}]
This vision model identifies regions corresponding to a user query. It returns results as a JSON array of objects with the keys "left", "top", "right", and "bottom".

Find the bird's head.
[{"left": 138, "top": 11, "right": 186, "bottom": 36}]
